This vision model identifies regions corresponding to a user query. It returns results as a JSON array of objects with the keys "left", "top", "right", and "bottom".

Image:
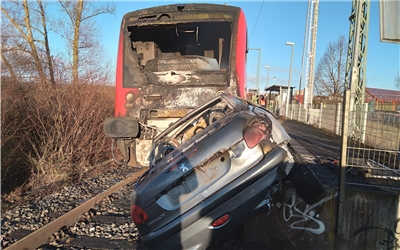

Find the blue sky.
[{"left": 97, "top": 0, "right": 400, "bottom": 91}]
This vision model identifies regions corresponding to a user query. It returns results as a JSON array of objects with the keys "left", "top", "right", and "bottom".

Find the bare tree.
[
  {"left": 57, "top": 0, "right": 115, "bottom": 85},
  {"left": 1, "top": 54, "right": 17, "bottom": 81},
  {"left": 314, "top": 35, "right": 347, "bottom": 103},
  {"left": 1, "top": 21, "right": 39, "bottom": 82},
  {"left": 395, "top": 72, "right": 400, "bottom": 90},
  {"left": 1, "top": 0, "right": 114, "bottom": 85},
  {"left": 37, "top": 0, "right": 56, "bottom": 85},
  {"left": 1, "top": 0, "right": 55, "bottom": 84}
]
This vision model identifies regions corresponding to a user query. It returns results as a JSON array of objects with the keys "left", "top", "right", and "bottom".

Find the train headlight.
[{"left": 126, "top": 92, "right": 135, "bottom": 103}]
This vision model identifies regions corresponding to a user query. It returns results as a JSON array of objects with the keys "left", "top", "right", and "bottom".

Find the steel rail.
[{"left": 5, "top": 167, "right": 148, "bottom": 250}]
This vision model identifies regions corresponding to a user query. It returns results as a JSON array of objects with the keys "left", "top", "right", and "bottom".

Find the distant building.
[{"left": 366, "top": 88, "right": 400, "bottom": 112}]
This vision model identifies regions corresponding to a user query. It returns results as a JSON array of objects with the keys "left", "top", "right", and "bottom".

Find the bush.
[
  {"left": 1, "top": 80, "right": 32, "bottom": 193},
  {"left": 1, "top": 80, "right": 115, "bottom": 195}
]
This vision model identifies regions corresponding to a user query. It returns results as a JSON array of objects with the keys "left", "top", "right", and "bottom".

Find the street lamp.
[{"left": 285, "top": 42, "right": 294, "bottom": 118}]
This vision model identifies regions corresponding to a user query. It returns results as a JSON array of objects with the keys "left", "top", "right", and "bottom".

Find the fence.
[
  {"left": 264, "top": 91, "right": 400, "bottom": 244},
  {"left": 271, "top": 98, "right": 400, "bottom": 190}
]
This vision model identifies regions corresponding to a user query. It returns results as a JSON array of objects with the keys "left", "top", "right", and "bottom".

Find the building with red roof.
[{"left": 366, "top": 88, "right": 400, "bottom": 112}]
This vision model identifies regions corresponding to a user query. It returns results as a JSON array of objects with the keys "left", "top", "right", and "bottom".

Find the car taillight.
[
  {"left": 130, "top": 204, "right": 149, "bottom": 224},
  {"left": 212, "top": 213, "right": 230, "bottom": 227},
  {"left": 243, "top": 123, "right": 267, "bottom": 149}
]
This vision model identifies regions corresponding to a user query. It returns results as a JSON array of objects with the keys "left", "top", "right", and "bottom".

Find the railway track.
[
  {"left": 2, "top": 120, "right": 338, "bottom": 250},
  {"left": 1, "top": 164, "right": 271, "bottom": 250},
  {"left": 2, "top": 167, "right": 148, "bottom": 250}
]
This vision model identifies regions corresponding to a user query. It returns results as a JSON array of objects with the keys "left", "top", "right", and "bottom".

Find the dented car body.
[
  {"left": 130, "top": 94, "right": 326, "bottom": 250},
  {"left": 104, "top": 4, "right": 248, "bottom": 167}
]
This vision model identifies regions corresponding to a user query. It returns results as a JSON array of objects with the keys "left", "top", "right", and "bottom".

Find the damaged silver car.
[{"left": 130, "top": 94, "right": 326, "bottom": 250}]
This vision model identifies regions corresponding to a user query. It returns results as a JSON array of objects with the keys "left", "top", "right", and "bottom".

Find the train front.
[{"left": 104, "top": 4, "right": 247, "bottom": 167}]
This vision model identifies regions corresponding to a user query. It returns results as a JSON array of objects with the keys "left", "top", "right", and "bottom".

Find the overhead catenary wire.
[{"left": 249, "top": 0, "right": 265, "bottom": 44}]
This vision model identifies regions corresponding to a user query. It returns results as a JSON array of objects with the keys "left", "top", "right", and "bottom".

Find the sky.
[{"left": 96, "top": 0, "right": 400, "bottom": 91}]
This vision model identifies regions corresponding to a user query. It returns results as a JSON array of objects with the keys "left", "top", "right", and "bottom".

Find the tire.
[{"left": 287, "top": 143, "right": 327, "bottom": 205}]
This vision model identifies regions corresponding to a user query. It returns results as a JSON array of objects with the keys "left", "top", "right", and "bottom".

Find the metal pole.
[
  {"left": 286, "top": 42, "right": 295, "bottom": 118},
  {"left": 249, "top": 48, "right": 262, "bottom": 102},
  {"left": 308, "top": 0, "right": 319, "bottom": 107},
  {"left": 338, "top": 89, "right": 350, "bottom": 236},
  {"left": 250, "top": 75, "right": 256, "bottom": 101},
  {"left": 264, "top": 65, "right": 270, "bottom": 108},
  {"left": 279, "top": 86, "right": 283, "bottom": 116},
  {"left": 264, "top": 65, "right": 270, "bottom": 89},
  {"left": 299, "top": 0, "right": 311, "bottom": 120}
]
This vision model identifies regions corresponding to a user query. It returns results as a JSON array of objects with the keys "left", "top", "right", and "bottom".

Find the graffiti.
[
  {"left": 281, "top": 188, "right": 336, "bottom": 235},
  {"left": 178, "top": 161, "right": 189, "bottom": 172},
  {"left": 353, "top": 218, "right": 400, "bottom": 250}
]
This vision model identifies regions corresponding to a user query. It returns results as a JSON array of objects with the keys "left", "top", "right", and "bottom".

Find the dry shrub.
[
  {"left": 1, "top": 79, "right": 33, "bottom": 193},
  {"left": 1, "top": 80, "right": 115, "bottom": 194},
  {"left": 25, "top": 83, "right": 115, "bottom": 189}
]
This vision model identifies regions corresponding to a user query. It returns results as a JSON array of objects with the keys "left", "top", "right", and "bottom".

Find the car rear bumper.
[{"left": 141, "top": 147, "right": 286, "bottom": 250}]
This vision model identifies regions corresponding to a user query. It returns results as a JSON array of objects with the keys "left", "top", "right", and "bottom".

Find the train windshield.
[{"left": 123, "top": 20, "right": 232, "bottom": 87}]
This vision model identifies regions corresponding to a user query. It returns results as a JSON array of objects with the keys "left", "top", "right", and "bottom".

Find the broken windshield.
[{"left": 123, "top": 21, "right": 232, "bottom": 87}]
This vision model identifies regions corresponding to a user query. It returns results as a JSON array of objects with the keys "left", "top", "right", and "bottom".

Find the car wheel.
[{"left": 287, "top": 144, "right": 327, "bottom": 205}]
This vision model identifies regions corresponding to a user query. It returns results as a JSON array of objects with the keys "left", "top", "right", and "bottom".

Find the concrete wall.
[{"left": 243, "top": 184, "right": 400, "bottom": 250}]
